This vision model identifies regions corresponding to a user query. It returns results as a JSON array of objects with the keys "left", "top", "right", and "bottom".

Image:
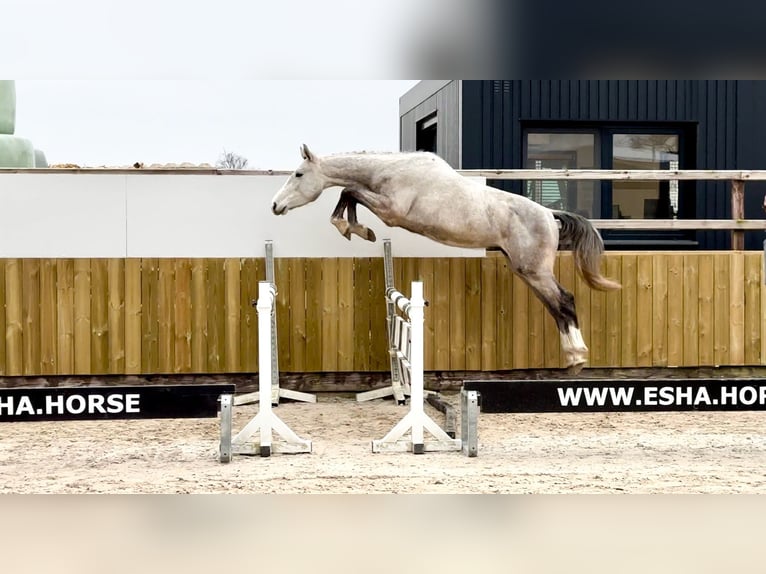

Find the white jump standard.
[
  {"left": 220, "top": 281, "right": 312, "bottom": 461},
  {"left": 371, "top": 281, "right": 462, "bottom": 454},
  {"left": 234, "top": 240, "right": 316, "bottom": 407}
]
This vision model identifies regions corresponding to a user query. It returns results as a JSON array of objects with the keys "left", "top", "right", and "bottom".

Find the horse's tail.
[{"left": 552, "top": 210, "right": 622, "bottom": 291}]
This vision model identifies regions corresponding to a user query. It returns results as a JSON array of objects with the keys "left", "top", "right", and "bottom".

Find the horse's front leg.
[
  {"left": 330, "top": 193, "right": 353, "bottom": 239},
  {"left": 330, "top": 189, "right": 377, "bottom": 242},
  {"left": 346, "top": 200, "right": 376, "bottom": 242}
]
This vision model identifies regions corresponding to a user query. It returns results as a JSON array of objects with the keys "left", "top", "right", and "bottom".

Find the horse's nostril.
[{"left": 272, "top": 202, "right": 278, "bottom": 214}]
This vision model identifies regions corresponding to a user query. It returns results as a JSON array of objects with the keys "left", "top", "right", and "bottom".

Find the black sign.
[
  {"left": 463, "top": 379, "right": 766, "bottom": 413},
  {"left": 0, "top": 384, "right": 235, "bottom": 422}
]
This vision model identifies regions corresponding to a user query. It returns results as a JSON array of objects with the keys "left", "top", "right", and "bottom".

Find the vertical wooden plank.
[
  {"left": 543, "top": 257, "right": 560, "bottom": 368},
  {"left": 697, "top": 254, "right": 715, "bottom": 366},
  {"left": 352, "top": 258, "right": 370, "bottom": 372},
  {"left": 239, "top": 258, "right": 260, "bottom": 373},
  {"left": 56, "top": 260, "right": 75, "bottom": 375},
  {"left": 337, "top": 258, "right": 354, "bottom": 370},
  {"left": 604, "top": 255, "right": 622, "bottom": 367},
  {"left": 157, "top": 259, "right": 175, "bottom": 374},
  {"left": 666, "top": 254, "right": 684, "bottom": 367},
  {"left": 5, "top": 260, "right": 23, "bottom": 375},
  {"left": 22, "top": 259, "right": 41, "bottom": 375},
  {"left": 496, "top": 256, "right": 514, "bottom": 369},
  {"left": 652, "top": 254, "right": 668, "bottom": 367},
  {"left": 224, "top": 258, "right": 241, "bottom": 372},
  {"left": 433, "top": 257, "right": 451, "bottom": 370},
  {"left": 683, "top": 254, "right": 699, "bottom": 367},
  {"left": 206, "top": 258, "right": 225, "bottom": 373},
  {"left": 369, "top": 257, "right": 387, "bottom": 371},
  {"left": 636, "top": 254, "right": 653, "bottom": 367},
  {"left": 320, "top": 258, "right": 339, "bottom": 372},
  {"left": 141, "top": 258, "right": 159, "bottom": 373},
  {"left": 745, "top": 253, "right": 761, "bottom": 364},
  {"left": 125, "top": 259, "right": 142, "bottom": 375},
  {"left": 417, "top": 258, "right": 435, "bottom": 371},
  {"left": 274, "top": 257, "right": 292, "bottom": 370},
  {"left": 559, "top": 253, "right": 577, "bottom": 366},
  {"left": 305, "top": 258, "right": 324, "bottom": 371},
  {"left": 289, "top": 258, "right": 308, "bottom": 372},
  {"left": 762, "top": 253, "right": 766, "bottom": 366},
  {"left": 729, "top": 252, "right": 745, "bottom": 364},
  {"left": 449, "top": 258, "right": 466, "bottom": 370},
  {"left": 510, "top": 272, "right": 529, "bottom": 370},
  {"left": 0, "top": 261, "right": 5, "bottom": 375},
  {"left": 73, "top": 259, "right": 91, "bottom": 374},
  {"left": 480, "top": 257, "right": 497, "bottom": 370},
  {"left": 40, "top": 259, "right": 57, "bottom": 375},
  {"left": 589, "top": 256, "right": 608, "bottom": 367},
  {"left": 713, "top": 253, "right": 730, "bottom": 366},
  {"left": 620, "top": 255, "right": 637, "bottom": 367},
  {"left": 107, "top": 259, "right": 125, "bottom": 374},
  {"left": 174, "top": 258, "right": 192, "bottom": 373},
  {"left": 90, "top": 259, "right": 109, "bottom": 375},
  {"left": 190, "top": 259, "right": 208, "bottom": 373},
  {"left": 5, "top": 259, "right": 23, "bottom": 376},
  {"left": 464, "top": 258, "right": 482, "bottom": 371},
  {"left": 525, "top": 265, "right": 546, "bottom": 369}
]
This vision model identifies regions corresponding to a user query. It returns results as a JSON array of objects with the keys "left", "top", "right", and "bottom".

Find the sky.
[{"left": 13, "top": 80, "right": 419, "bottom": 169}]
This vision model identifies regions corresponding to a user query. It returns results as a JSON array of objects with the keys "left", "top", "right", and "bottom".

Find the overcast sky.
[
  {"left": 13, "top": 80, "right": 419, "bottom": 169},
  {"left": 3, "top": 0, "right": 430, "bottom": 168}
]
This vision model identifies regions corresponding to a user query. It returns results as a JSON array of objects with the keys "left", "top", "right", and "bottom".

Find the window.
[
  {"left": 524, "top": 125, "right": 694, "bottom": 247},
  {"left": 416, "top": 113, "right": 437, "bottom": 153},
  {"left": 525, "top": 132, "right": 599, "bottom": 218},
  {"left": 612, "top": 134, "right": 679, "bottom": 220}
]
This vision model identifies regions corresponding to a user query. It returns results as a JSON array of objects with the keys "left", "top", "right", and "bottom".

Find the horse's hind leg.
[{"left": 521, "top": 270, "right": 588, "bottom": 373}]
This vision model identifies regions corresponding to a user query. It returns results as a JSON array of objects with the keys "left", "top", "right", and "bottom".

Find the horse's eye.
[{"left": 295, "top": 172, "right": 303, "bottom": 178}]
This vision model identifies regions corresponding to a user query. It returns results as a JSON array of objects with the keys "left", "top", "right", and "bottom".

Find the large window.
[
  {"left": 525, "top": 132, "right": 599, "bottom": 218},
  {"left": 524, "top": 126, "right": 694, "bottom": 247},
  {"left": 611, "top": 134, "right": 678, "bottom": 220}
]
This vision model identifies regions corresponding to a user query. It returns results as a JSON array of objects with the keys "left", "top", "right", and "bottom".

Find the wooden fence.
[{"left": 0, "top": 252, "right": 763, "bottom": 376}]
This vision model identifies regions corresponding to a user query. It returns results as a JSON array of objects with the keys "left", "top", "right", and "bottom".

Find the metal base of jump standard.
[
  {"left": 219, "top": 281, "right": 312, "bottom": 461},
  {"left": 371, "top": 281, "right": 464, "bottom": 454},
  {"left": 234, "top": 241, "right": 316, "bottom": 408}
]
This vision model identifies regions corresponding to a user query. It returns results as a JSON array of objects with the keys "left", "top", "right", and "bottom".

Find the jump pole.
[
  {"left": 234, "top": 241, "right": 316, "bottom": 407},
  {"left": 220, "top": 281, "right": 312, "bottom": 460}
]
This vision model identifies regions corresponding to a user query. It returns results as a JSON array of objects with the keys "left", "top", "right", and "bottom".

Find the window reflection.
[
  {"left": 525, "top": 133, "right": 599, "bottom": 218},
  {"left": 612, "top": 134, "right": 679, "bottom": 219}
]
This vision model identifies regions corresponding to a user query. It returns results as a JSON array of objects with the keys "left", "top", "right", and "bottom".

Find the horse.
[{"left": 271, "top": 144, "right": 621, "bottom": 372}]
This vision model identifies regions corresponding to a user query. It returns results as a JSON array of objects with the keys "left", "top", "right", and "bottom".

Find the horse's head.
[{"left": 271, "top": 144, "right": 325, "bottom": 215}]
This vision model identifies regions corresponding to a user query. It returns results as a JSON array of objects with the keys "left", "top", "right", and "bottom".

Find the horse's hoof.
[
  {"left": 366, "top": 229, "right": 377, "bottom": 242},
  {"left": 566, "top": 360, "right": 587, "bottom": 375}
]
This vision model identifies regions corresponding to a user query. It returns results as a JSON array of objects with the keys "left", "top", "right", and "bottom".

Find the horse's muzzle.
[{"left": 272, "top": 202, "right": 286, "bottom": 216}]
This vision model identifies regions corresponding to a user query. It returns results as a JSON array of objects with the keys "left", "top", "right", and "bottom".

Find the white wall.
[{"left": 0, "top": 173, "right": 486, "bottom": 258}]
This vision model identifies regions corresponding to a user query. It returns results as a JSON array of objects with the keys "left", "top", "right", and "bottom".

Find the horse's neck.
[{"left": 321, "top": 154, "right": 384, "bottom": 188}]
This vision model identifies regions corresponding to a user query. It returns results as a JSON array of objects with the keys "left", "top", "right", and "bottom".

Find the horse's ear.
[{"left": 300, "top": 144, "right": 316, "bottom": 163}]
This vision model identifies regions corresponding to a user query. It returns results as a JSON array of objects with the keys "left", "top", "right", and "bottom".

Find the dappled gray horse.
[{"left": 271, "top": 145, "right": 620, "bottom": 372}]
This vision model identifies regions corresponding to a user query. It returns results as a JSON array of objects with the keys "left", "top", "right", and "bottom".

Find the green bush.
[{"left": 0, "top": 80, "right": 16, "bottom": 136}]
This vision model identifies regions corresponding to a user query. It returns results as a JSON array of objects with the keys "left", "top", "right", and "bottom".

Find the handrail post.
[{"left": 731, "top": 180, "right": 745, "bottom": 250}]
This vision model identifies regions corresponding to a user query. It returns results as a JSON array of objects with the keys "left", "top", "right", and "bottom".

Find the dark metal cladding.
[{"left": 402, "top": 80, "right": 766, "bottom": 250}]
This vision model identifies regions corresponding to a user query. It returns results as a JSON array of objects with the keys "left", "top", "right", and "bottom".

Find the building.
[{"left": 399, "top": 80, "right": 766, "bottom": 250}]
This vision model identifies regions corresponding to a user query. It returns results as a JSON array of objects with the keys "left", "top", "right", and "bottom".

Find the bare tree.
[{"left": 216, "top": 149, "right": 249, "bottom": 170}]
